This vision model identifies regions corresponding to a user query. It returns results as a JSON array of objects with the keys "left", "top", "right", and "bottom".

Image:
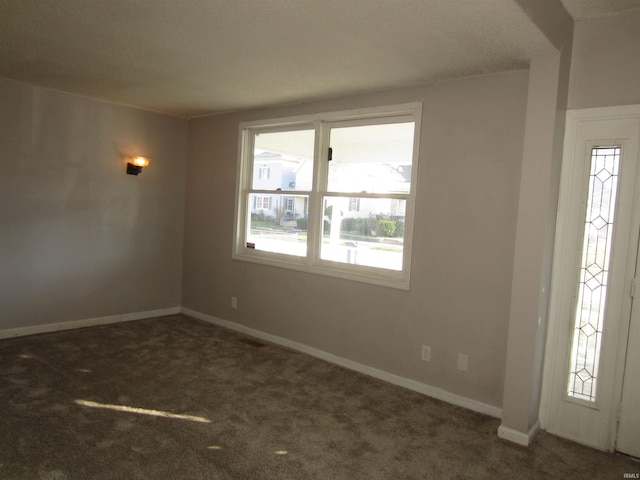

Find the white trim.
[
  {"left": 497, "top": 421, "right": 540, "bottom": 447},
  {"left": 564, "top": 104, "right": 640, "bottom": 122},
  {"left": 238, "top": 102, "right": 424, "bottom": 129},
  {"left": 0, "top": 307, "right": 181, "bottom": 340},
  {"left": 181, "top": 307, "right": 502, "bottom": 419}
]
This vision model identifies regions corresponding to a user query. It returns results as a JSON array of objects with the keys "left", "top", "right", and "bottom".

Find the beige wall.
[
  {"left": 0, "top": 78, "right": 188, "bottom": 329},
  {"left": 183, "top": 71, "right": 529, "bottom": 409},
  {"left": 569, "top": 9, "right": 640, "bottom": 109}
]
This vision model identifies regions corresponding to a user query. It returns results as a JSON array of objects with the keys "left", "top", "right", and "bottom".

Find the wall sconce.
[{"left": 126, "top": 156, "right": 151, "bottom": 175}]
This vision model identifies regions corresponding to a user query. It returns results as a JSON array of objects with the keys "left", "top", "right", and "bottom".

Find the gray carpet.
[{"left": 0, "top": 314, "right": 637, "bottom": 479}]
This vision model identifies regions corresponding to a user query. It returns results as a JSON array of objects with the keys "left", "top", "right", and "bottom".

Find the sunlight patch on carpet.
[{"left": 74, "top": 399, "right": 212, "bottom": 423}]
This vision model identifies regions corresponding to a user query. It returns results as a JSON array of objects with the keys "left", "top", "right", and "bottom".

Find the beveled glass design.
[{"left": 567, "top": 146, "right": 621, "bottom": 402}]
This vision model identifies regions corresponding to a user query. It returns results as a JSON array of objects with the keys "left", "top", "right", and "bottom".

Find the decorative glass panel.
[{"left": 567, "top": 146, "right": 621, "bottom": 402}]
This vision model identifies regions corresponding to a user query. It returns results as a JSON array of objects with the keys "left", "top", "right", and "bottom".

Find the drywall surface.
[
  {"left": 501, "top": 45, "right": 572, "bottom": 439},
  {"left": 568, "top": 9, "right": 640, "bottom": 109},
  {"left": 183, "top": 71, "right": 529, "bottom": 409},
  {"left": 0, "top": 78, "right": 187, "bottom": 329}
]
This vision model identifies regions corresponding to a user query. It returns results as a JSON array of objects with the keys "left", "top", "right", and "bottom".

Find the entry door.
[
  {"left": 543, "top": 106, "right": 640, "bottom": 454},
  {"left": 617, "top": 239, "right": 640, "bottom": 457}
]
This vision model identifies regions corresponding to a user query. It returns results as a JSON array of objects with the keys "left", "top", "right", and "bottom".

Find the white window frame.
[
  {"left": 232, "top": 103, "right": 422, "bottom": 290},
  {"left": 255, "top": 195, "right": 270, "bottom": 210},
  {"left": 258, "top": 164, "right": 270, "bottom": 180},
  {"left": 285, "top": 197, "right": 295, "bottom": 212}
]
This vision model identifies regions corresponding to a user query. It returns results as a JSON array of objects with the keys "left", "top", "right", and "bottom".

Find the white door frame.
[{"left": 540, "top": 104, "right": 640, "bottom": 451}]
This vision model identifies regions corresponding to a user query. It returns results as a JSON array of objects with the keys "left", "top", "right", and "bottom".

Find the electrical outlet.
[
  {"left": 231, "top": 296, "right": 238, "bottom": 309},
  {"left": 458, "top": 353, "right": 468, "bottom": 372},
  {"left": 421, "top": 345, "right": 431, "bottom": 362}
]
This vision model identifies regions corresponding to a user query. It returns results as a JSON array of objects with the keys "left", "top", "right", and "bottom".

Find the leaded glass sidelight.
[{"left": 567, "top": 146, "right": 621, "bottom": 403}]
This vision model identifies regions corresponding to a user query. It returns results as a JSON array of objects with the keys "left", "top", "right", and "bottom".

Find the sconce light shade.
[{"left": 126, "top": 156, "right": 152, "bottom": 175}]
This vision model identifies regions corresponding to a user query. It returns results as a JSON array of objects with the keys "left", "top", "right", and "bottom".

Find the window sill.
[{"left": 232, "top": 251, "right": 410, "bottom": 290}]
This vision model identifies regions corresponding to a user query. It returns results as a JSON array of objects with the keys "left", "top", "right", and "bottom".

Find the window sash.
[{"left": 326, "top": 121, "right": 415, "bottom": 195}]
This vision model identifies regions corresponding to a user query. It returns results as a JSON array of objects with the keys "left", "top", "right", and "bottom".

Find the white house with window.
[
  {"left": 251, "top": 151, "right": 311, "bottom": 223},
  {"left": 251, "top": 150, "right": 410, "bottom": 224}
]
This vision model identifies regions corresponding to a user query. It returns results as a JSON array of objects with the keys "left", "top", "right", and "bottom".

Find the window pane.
[
  {"left": 320, "top": 196, "right": 406, "bottom": 271},
  {"left": 328, "top": 122, "right": 414, "bottom": 194},
  {"left": 567, "top": 146, "right": 621, "bottom": 403},
  {"left": 247, "top": 193, "right": 308, "bottom": 256},
  {"left": 253, "top": 129, "right": 315, "bottom": 191}
]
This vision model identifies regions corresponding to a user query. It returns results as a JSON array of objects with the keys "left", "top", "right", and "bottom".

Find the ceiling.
[
  {"left": 1, "top": 0, "right": 638, "bottom": 118},
  {"left": 561, "top": 0, "right": 640, "bottom": 19}
]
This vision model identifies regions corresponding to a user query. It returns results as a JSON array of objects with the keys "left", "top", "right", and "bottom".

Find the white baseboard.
[
  {"left": 182, "top": 307, "right": 503, "bottom": 419},
  {"left": 0, "top": 307, "right": 181, "bottom": 340},
  {"left": 497, "top": 421, "right": 540, "bottom": 446}
]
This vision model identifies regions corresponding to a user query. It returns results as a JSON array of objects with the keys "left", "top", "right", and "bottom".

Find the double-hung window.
[{"left": 233, "top": 103, "right": 421, "bottom": 289}]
